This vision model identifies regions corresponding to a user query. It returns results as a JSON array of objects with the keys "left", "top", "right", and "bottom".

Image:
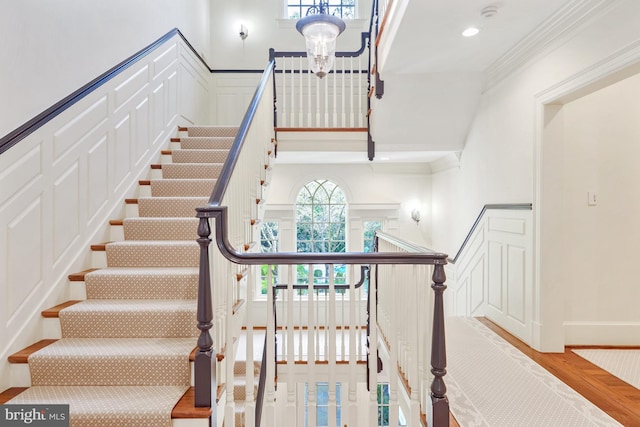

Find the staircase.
[{"left": 2, "top": 126, "right": 247, "bottom": 426}]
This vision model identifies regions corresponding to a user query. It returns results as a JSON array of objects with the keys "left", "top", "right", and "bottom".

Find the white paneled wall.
[
  {"left": 447, "top": 209, "right": 533, "bottom": 345},
  {"left": 0, "top": 33, "right": 211, "bottom": 391},
  {"left": 211, "top": 73, "right": 262, "bottom": 126}
]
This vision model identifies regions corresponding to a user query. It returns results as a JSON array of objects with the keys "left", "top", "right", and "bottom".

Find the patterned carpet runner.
[{"left": 8, "top": 126, "right": 237, "bottom": 426}]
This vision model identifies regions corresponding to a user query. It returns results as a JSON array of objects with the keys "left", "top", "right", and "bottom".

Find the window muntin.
[
  {"left": 287, "top": 0, "right": 356, "bottom": 20},
  {"left": 296, "top": 180, "right": 346, "bottom": 294}
]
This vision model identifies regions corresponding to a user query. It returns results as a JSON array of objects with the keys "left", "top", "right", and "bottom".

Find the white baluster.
[
  {"left": 348, "top": 265, "right": 358, "bottom": 427},
  {"left": 350, "top": 57, "right": 355, "bottom": 127},
  {"left": 307, "top": 66, "right": 312, "bottom": 127},
  {"left": 307, "top": 265, "right": 317, "bottom": 427},
  {"left": 324, "top": 71, "right": 329, "bottom": 127},
  {"left": 358, "top": 56, "right": 363, "bottom": 127},
  {"left": 290, "top": 57, "right": 296, "bottom": 127},
  {"left": 341, "top": 57, "right": 346, "bottom": 127},
  {"left": 299, "top": 57, "right": 304, "bottom": 127},
  {"left": 328, "top": 265, "right": 337, "bottom": 427},
  {"left": 333, "top": 67, "right": 337, "bottom": 127},
  {"left": 286, "top": 266, "right": 296, "bottom": 424},
  {"left": 315, "top": 75, "right": 321, "bottom": 127},
  {"left": 281, "top": 57, "right": 287, "bottom": 127}
]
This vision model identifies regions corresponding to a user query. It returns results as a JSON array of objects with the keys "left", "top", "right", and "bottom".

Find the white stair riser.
[
  {"left": 10, "top": 364, "right": 31, "bottom": 387},
  {"left": 69, "top": 281, "right": 87, "bottom": 300},
  {"left": 91, "top": 251, "right": 107, "bottom": 269},
  {"left": 44, "top": 318, "right": 62, "bottom": 339},
  {"left": 138, "top": 185, "right": 152, "bottom": 198},
  {"left": 110, "top": 224, "right": 125, "bottom": 242},
  {"left": 126, "top": 203, "right": 140, "bottom": 218}
]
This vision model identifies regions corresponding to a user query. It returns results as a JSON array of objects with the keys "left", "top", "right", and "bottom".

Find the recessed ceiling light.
[{"left": 462, "top": 27, "right": 480, "bottom": 37}]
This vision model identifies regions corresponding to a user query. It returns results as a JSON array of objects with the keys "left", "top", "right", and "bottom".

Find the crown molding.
[{"left": 484, "top": 0, "right": 620, "bottom": 90}]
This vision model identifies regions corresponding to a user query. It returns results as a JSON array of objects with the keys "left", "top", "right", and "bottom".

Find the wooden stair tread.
[
  {"left": 42, "top": 300, "right": 82, "bottom": 318},
  {"left": 1, "top": 387, "right": 213, "bottom": 419},
  {"left": 8, "top": 339, "right": 58, "bottom": 363},
  {"left": 171, "top": 386, "right": 217, "bottom": 418},
  {"left": 109, "top": 219, "right": 124, "bottom": 226},
  {"left": 0, "top": 387, "right": 29, "bottom": 404},
  {"left": 68, "top": 268, "right": 99, "bottom": 281}
]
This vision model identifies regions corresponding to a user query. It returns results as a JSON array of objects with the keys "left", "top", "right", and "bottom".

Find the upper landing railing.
[
  {"left": 194, "top": 53, "right": 450, "bottom": 425},
  {"left": 269, "top": 0, "right": 385, "bottom": 160}
]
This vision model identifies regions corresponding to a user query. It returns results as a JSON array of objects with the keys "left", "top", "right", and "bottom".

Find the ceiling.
[
  {"left": 277, "top": 0, "right": 578, "bottom": 165},
  {"left": 381, "top": 0, "right": 577, "bottom": 74}
]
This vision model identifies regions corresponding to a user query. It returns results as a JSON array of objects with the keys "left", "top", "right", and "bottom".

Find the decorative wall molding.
[
  {"left": 447, "top": 208, "right": 533, "bottom": 345},
  {"left": 0, "top": 33, "right": 211, "bottom": 390},
  {"left": 485, "top": 0, "right": 619, "bottom": 90}
]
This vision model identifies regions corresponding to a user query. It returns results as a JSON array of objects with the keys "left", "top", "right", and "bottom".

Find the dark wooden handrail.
[{"left": 449, "top": 203, "right": 532, "bottom": 264}]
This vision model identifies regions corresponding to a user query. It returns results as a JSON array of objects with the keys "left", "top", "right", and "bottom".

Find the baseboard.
[{"left": 564, "top": 321, "right": 640, "bottom": 346}]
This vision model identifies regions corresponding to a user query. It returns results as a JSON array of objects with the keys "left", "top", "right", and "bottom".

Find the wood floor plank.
[{"left": 477, "top": 317, "right": 640, "bottom": 426}]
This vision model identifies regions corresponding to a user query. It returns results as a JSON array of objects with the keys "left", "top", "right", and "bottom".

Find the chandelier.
[{"left": 295, "top": 2, "right": 346, "bottom": 78}]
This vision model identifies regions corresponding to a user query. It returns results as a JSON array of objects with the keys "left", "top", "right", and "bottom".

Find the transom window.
[{"left": 287, "top": 0, "right": 356, "bottom": 20}]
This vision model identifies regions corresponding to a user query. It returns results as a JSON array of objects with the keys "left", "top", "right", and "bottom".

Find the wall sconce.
[
  {"left": 411, "top": 208, "right": 420, "bottom": 225},
  {"left": 239, "top": 24, "right": 248, "bottom": 41}
]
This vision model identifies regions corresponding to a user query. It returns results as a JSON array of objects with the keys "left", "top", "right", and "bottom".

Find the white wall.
[
  {"left": 0, "top": 34, "right": 211, "bottom": 392},
  {"left": 0, "top": 0, "right": 211, "bottom": 139},
  {"left": 559, "top": 72, "right": 640, "bottom": 344},
  {"left": 209, "top": 0, "right": 372, "bottom": 69},
  {"left": 267, "top": 162, "right": 433, "bottom": 247},
  {"left": 430, "top": 0, "right": 640, "bottom": 349}
]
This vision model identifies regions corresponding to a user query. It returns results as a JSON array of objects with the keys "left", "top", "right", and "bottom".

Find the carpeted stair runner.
[{"left": 7, "top": 127, "right": 238, "bottom": 427}]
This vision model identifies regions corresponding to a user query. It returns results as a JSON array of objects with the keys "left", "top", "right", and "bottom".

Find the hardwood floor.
[{"left": 477, "top": 317, "right": 640, "bottom": 426}]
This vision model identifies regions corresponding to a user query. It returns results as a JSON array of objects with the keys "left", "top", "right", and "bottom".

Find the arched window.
[
  {"left": 296, "top": 180, "right": 346, "bottom": 289},
  {"left": 296, "top": 179, "right": 346, "bottom": 253}
]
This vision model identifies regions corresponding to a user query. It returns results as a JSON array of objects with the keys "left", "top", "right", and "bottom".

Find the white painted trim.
[
  {"left": 564, "top": 321, "right": 640, "bottom": 345},
  {"left": 485, "top": 0, "right": 620, "bottom": 90},
  {"left": 533, "top": 28, "right": 640, "bottom": 352}
]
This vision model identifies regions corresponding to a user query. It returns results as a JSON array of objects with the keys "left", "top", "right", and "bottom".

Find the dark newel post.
[
  {"left": 195, "top": 216, "right": 216, "bottom": 418},
  {"left": 431, "top": 263, "right": 449, "bottom": 426}
]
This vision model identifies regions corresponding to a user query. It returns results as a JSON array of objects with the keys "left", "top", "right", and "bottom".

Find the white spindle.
[
  {"left": 348, "top": 265, "right": 358, "bottom": 427},
  {"left": 281, "top": 57, "right": 287, "bottom": 127},
  {"left": 341, "top": 57, "right": 346, "bottom": 127},
  {"left": 299, "top": 57, "right": 304, "bottom": 127},
  {"left": 307, "top": 67, "right": 312, "bottom": 127},
  {"left": 349, "top": 57, "right": 355, "bottom": 127},
  {"left": 286, "top": 266, "right": 296, "bottom": 423},
  {"left": 368, "top": 264, "right": 378, "bottom": 425},
  {"left": 324, "top": 71, "right": 329, "bottom": 127},
  {"left": 245, "top": 267, "right": 255, "bottom": 427},
  {"left": 290, "top": 57, "right": 296, "bottom": 126},
  {"left": 315, "top": 75, "right": 320, "bottom": 127},
  {"left": 358, "top": 57, "right": 363, "bottom": 127},
  {"left": 307, "top": 266, "right": 317, "bottom": 427},
  {"left": 328, "top": 265, "right": 337, "bottom": 427},
  {"left": 332, "top": 68, "right": 337, "bottom": 127}
]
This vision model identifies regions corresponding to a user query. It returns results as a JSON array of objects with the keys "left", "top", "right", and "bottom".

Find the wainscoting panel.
[
  {"left": 470, "top": 255, "right": 486, "bottom": 314},
  {"left": 211, "top": 74, "right": 262, "bottom": 125},
  {"left": 487, "top": 241, "right": 503, "bottom": 311},
  {"left": 507, "top": 245, "right": 526, "bottom": 324},
  {"left": 448, "top": 208, "right": 533, "bottom": 345},
  {"left": 6, "top": 197, "right": 43, "bottom": 320},
  {"left": 0, "top": 33, "right": 213, "bottom": 391},
  {"left": 53, "top": 161, "right": 80, "bottom": 263}
]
